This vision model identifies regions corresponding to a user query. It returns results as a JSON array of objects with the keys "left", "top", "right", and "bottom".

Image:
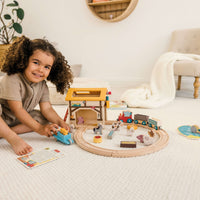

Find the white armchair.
[{"left": 169, "top": 28, "right": 200, "bottom": 98}]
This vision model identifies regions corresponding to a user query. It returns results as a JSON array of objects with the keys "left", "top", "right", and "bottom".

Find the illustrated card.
[{"left": 17, "top": 148, "right": 64, "bottom": 169}]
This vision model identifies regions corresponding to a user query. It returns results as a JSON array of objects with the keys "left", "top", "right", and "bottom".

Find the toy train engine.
[
  {"left": 117, "top": 111, "right": 133, "bottom": 123},
  {"left": 148, "top": 118, "right": 161, "bottom": 130},
  {"left": 134, "top": 114, "right": 149, "bottom": 125}
]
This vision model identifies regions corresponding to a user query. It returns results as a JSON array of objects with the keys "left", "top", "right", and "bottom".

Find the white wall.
[{"left": 20, "top": 0, "right": 200, "bottom": 88}]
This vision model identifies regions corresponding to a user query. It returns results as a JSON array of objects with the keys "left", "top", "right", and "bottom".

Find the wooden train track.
[{"left": 74, "top": 121, "right": 169, "bottom": 158}]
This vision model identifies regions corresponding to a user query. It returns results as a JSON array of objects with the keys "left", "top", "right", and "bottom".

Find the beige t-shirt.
[{"left": 0, "top": 73, "right": 49, "bottom": 125}]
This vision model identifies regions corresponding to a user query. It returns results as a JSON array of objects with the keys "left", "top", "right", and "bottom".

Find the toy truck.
[{"left": 53, "top": 128, "right": 74, "bottom": 145}]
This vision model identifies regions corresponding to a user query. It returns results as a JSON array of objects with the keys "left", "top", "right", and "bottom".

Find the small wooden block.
[{"left": 120, "top": 141, "right": 137, "bottom": 148}]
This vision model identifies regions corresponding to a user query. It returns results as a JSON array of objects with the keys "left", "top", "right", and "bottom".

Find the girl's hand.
[
  {"left": 58, "top": 121, "right": 70, "bottom": 132},
  {"left": 37, "top": 124, "right": 59, "bottom": 137}
]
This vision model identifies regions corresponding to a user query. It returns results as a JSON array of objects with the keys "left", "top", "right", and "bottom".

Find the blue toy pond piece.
[
  {"left": 53, "top": 130, "right": 74, "bottom": 145},
  {"left": 177, "top": 125, "right": 200, "bottom": 139}
]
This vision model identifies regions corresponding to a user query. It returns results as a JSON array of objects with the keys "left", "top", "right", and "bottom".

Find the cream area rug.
[
  {"left": 1, "top": 95, "right": 200, "bottom": 200},
  {"left": 121, "top": 52, "right": 200, "bottom": 108}
]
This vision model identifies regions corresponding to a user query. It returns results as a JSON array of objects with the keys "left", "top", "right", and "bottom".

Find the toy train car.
[
  {"left": 134, "top": 114, "right": 149, "bottom": 125},
  {"left": 117, "top": 111, "right": 162, "bottom": 130},
  {"left": 134, "top": 114, "right": 161, "bottom": 130},
  {"left": 148, "top": 118, "right": 161, "bottom": 130}
]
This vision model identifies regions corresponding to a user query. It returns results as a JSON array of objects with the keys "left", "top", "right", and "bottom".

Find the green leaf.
[
  {"left": 13, "top": 23, "right": 22, "bottom": 34},
  {"left": 4, "top": 14, "right": 11, "bottom": 20},
  {"left": 17, "top": 8, "right": 24, "bottom": 20},
  {"left": 7, "top": 0, "right": 18, "bottom": 7},
  {"left": 13, "top": 1, "right": 19, "bottom": 6},
  {"left": 6, "top": 3, "right": 17, "bottom": 7}
]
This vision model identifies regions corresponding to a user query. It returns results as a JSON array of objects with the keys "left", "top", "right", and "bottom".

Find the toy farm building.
[{"left": 65, "top": 88, "right": 109, "bottom": 126}]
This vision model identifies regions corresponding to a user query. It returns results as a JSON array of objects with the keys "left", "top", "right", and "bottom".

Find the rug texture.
[{"left": 1, "top": 99, "right": 200, "bottom": 200}]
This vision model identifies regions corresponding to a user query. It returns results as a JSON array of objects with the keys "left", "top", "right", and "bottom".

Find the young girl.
[{"left": 0, "top": 36, "right": 73, "bottom": 155}]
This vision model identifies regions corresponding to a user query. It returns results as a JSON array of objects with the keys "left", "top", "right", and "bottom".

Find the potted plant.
[
  {"left": 0, "top": 0, "right": 24, "bottom": 68},
  {"left": 0, "top": 0, "right": 24, "bottom": 44}
]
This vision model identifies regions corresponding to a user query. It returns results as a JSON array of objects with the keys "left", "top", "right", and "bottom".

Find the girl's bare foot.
[
  {"left": 0, "top": 117, "right": 32, "bottom": 155},
  {"left": 8, "top": 134, "right": 33, "bottom": 155}
]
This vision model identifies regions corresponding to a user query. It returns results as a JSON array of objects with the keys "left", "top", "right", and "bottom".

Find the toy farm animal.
[
  {"left": 78, "top": 116, "right": 84, "bottom": 124},
  {"left": 136, "top": 134, "right": 153, "bottom": 146},
  {"left": 93, "top": 123, "right": 103, "bottom": 135},
  {"left": 112, "top": 121, "right": 122, "bottom": 131}
]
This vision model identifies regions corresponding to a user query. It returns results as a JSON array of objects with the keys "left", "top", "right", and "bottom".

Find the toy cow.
[{"left": 93, "top": 123, "right": 103, "bottom": 135}]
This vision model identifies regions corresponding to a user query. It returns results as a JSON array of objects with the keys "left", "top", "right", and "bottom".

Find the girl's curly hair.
[{"left": 2, "top": 35, "right": 73, "bottom": 94}]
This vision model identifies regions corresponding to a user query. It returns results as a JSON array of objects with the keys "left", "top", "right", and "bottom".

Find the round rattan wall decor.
[{"left": 86, "top": 0, "right": 138, "bottom": 22}]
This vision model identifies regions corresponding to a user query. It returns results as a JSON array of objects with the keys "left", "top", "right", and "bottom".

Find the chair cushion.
[
  {"left": 169, "top": 28, "right": 200, "bottom": 55},
  {"left": 174, "top": 60, "right": 200, "bottom": 76}
]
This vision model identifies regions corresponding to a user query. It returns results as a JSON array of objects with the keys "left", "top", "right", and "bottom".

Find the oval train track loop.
[{"left": 74, "top": 122, "right": 169, "bottom": 158}]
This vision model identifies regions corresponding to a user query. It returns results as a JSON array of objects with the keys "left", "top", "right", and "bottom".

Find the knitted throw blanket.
[{"left": 121, "top": 52, "right": 200, "bottom": 108}]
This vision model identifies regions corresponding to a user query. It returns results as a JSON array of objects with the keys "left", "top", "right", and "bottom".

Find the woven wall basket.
[{"left": 0, "top": 44, "right": 10, "bottom": 69}]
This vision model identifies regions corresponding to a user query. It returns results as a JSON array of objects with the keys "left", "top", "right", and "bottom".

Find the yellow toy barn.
[{"left": 65, "top": 88, "right": 108, "bottom": 126}]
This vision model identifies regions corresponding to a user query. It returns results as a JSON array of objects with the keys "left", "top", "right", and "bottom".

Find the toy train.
[
  {"left": 118, "top": 111, "right": 133, "bottom": 123},
  {"left": 117, "top": 111, "right": 161, "bottom": 130}
]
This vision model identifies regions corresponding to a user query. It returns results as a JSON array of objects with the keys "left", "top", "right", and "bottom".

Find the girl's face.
[{"left": 24, "top": 49, "right": 54, "bottom": 83}]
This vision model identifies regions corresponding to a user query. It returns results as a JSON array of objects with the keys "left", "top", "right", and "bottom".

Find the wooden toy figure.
[
  {"left": 127, "top": 124, "right": 137, "bottom": 136},
  {"left": 69, "top": 124, "right": 75, "bottom": 133},
  {"left": 78, "top": 116, "right": 84, "bottom": 124},
  {"left": 127, "top": 127, "right": 135, "bottom": 136},
  {"left": 136, "top": 134, "right": 153, "bottom": 146},
  {"left": 112, "top": 121, "right": 122, "bottom": 131},
  {"left": 148, "top": 129, "right": 156, "bottom": 137},
  {"left": 191, "top": 125, "right": 200, "bottom": 134},
  {"left": 93, "top": 123, "right": 103, "bottom": 135}
]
